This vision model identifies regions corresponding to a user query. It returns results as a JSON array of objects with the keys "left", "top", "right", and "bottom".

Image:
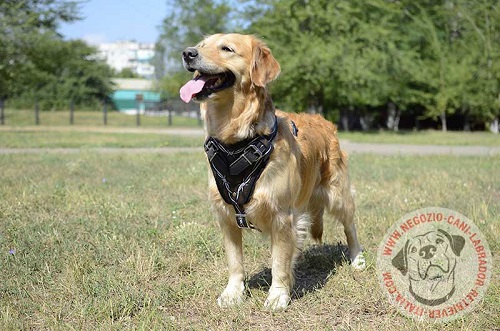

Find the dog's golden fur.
[{"left": 182, "top": 33, "right": 365, "bottom": 310}]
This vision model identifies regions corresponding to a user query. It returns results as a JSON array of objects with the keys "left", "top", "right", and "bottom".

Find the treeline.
[
  {"left": 0, "top": 1, "right": 114, "bottom": 111},
  {"left": 2, "top": 1, "right": 498, "bottom": 131},
  {"left": 158, "top": 0, "right": 499, "bottom": 132}
]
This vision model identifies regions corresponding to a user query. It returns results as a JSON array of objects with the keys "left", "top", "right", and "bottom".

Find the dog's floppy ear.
[
  {"left": 438, "top": 229, "right": 465, "bottom": 256},
  {"left": 392, "top": 240, "right": 409, "bottom": 276},
  {"left": 250, "top": 38, "right": 281, "bottom": 87}
]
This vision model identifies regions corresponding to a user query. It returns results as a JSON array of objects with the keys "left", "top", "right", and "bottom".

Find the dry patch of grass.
[
  {"left": 0, "top": 152, "right": 498, "bottom": 330},
  {"left": 339, "top": 130, "right": 500, "bottom": 147}
]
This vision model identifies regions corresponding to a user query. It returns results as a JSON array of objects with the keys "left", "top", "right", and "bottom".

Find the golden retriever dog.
[{"left": 180, "top": 33, "right": 365, "bottom": 310}]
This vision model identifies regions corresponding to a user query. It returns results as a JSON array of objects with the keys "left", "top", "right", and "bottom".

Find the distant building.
[
  {"left": 111, "top": 78, "right": 160, "bottom": 112},
  {"left": 98, "top": 41, "right": 155, "bottom": 78}
]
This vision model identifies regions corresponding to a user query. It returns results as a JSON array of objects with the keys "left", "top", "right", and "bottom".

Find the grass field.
[
  {"left": 0, "top": 130, "right": 204, "bottom": 148},
  {"left": 1, "top": 137, "right": 498, "bottom": 329},
  {"left": 1, "top": 109, "right": 201, "bottom": 128}
]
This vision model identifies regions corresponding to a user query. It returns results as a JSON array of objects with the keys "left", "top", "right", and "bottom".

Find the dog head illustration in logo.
[{"left": 392, "top": 229, "right": 465, "bottom": 306}]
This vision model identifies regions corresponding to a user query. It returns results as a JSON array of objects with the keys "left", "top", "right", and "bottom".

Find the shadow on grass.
[{"left": 247, "top": 242, "right": 350, "bottom": 299}]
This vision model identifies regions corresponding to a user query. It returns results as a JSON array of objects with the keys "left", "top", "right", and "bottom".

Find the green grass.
[
  {"left": 0, "top": 130, "right": 203, "bottom": 148},
  {"left": 1, "top": 109, "right": 201, "bottom": 128},
  {"left": 0, "top": 151, "right": 498, "bottom": 330},
  {"left": 338, "top": 130, "right": 500, "bottom": 147}
]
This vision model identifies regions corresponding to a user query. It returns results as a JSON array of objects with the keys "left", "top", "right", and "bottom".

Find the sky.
[{"left": 59, "top": 0, "right": 167, "bottom": 45}]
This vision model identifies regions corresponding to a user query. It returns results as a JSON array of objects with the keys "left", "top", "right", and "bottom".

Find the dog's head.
[
  {"left": 180, "top": 33, "right": 281, "bottom": 103},
  {"left": 392, "top": 229, "right": 465, "bottom": 281}
]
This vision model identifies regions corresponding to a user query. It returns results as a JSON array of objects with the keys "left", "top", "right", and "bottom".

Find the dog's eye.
[
  {"left": 410, "top": 247, "right": 417, "bottom": 254},
  {"left": 436, "top": 238, "right": 444, "bottom": 245},
  {"left": 221, "top": 46, "right": 234, "bottom": 53}
]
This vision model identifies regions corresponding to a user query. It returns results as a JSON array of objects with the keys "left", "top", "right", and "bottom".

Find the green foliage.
[
  {"left": 115, "top": 68, "right": 141, "bottom": 79},
  {"left": 456, "top": 0, "right": 500, "bottom": 123},
  {"left": 1, "top": 0, "right": 79, "bottom": 98},
  {"left": 238, "top": 0, "right": 500, "bottom": 131},
  {"left": 0, "top": 0, "right": 114, "bottom": 110}
]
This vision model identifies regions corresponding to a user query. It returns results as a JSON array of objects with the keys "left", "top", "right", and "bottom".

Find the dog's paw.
[
  {"left": 264, "top": 289, "right": 291, "bottom": 311},
  {"left": 217, "top": 285, "right": 245, "bottom": 308},
  {"left": 351, "top": 251, "right": 366, "bottom": 270}
]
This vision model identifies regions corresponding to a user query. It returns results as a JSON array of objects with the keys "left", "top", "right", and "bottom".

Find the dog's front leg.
[
  {"left": 265, "top": 215, "right": 296, "bottom": 310},
  {"left": 217, "top": 220, "right": 246, "bottom": 308}
]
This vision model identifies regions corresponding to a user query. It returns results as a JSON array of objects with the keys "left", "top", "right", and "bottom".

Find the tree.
[
  {"left": 456, "top": 0, "right": 500, "bottom": 133},
  {"left": 0, "top": 0, "right": 114, "bottom": 110},
  {"left": 399, "top": 0, "right": 500, "bottom": 132},
  {"left": 245, "top": 0, "right": 499, "bottom": 131},
  {"left": 248, "top": 0, "right": 411, "bottom": 130},
  {"left": 115, "top": 68, "right": 141, "bottom": 79},
  {"left": 399, "top": 2, "right": 463, "bottom": 131},
  {"left": 0, "top": 0, "right": 80, "bottom": 99}
]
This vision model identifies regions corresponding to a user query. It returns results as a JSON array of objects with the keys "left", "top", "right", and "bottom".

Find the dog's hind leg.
[
  {"left": 309, "top": 197, "right": 325, "bottom": 243},
  {"left": 217, "top": 219, "right": 246, "bottom": 308},
  {"left": 336, "top": 191, "right": 365, "bottom": 270}
]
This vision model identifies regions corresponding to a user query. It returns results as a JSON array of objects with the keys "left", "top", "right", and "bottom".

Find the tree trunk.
[
  {"left": 317, "top": 104, "right": 323, "bottom": 116},
  {"left": 415, "top": 109, "right": 420, "bottom": 130},
  {"left": 393, "top": 108, "right": 400, "bottom": 132},
  {"left": 307, "top": 92, "right": 324, "bottom": 115},
  {"left": 386, "top": 102, "right": 400, "bottom": 131},
  {"left": 490, "top": 117, "right": 499, "bottom": 134},
  {"left": 360, "top": 116, "right": 369, "bottom": 131},
  {"left": 35, "top": 99, "right": 40, "bottom": 125},
  {"left": 440, "top": 112, "right": 447, "bottom": 132},
  {"left": 341, "top": 108, "right": 349, "bottom": 132},
  {"left": 463, "top": 113, "right": 470, "bottom": 131},
  {"left": 0, "top": 99, "right": 4, "bottom": 125}
]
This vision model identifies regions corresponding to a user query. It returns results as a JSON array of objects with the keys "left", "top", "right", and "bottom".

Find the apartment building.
[{"left": 98, "top": 41, "right": 155, "bottom": 78}]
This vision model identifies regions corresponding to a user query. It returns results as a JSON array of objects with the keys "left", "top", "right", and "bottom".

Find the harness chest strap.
[{"left": 204, "top": 116, "right": 278, "bottom": 230}]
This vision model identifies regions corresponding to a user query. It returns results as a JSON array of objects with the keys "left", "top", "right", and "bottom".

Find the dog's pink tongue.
[{"left": 180, "top": 78, "right": 206, "bottom": 103}]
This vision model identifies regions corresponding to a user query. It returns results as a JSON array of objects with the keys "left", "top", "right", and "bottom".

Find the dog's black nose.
[
  {"left": 182, "top": 47, "right": 198, "bottom": 61},
  {"left": 419, "top": 245, "right": 437, "bottom": 259}
]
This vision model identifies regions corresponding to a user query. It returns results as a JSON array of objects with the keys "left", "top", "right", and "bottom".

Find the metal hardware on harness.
[
  {"left": 204, "top": 116, "right": 278, "bottom": 230},
  {"left": 236, "top": 214, "right": 255, "bottom": 229},
  {"left": 229, "top": 143, "right": 266, "bottom": 176},
  {"left": 291, "top": 120, "right": 299, "bottom": 137},
  {"left": 205, "top": 140, "right": 217, "bottom": 162}
]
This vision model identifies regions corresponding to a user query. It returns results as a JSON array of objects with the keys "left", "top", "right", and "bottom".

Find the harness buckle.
[{"left": 244, "top": 144, "right": 263, "bottom": 163}]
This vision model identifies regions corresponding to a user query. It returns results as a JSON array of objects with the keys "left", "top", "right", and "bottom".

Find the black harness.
[{"left": 204, "top": 116, "right": 278, "bottom": 230}]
